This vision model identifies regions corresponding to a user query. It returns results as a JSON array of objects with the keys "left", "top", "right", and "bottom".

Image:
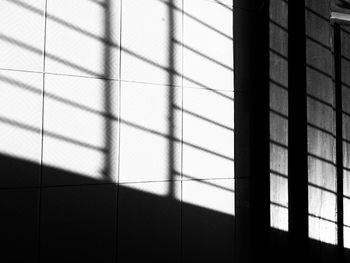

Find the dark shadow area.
[
  {"left": 0, "top": 186, "right": 39, "bottom": 262},
  {"left": 0, "top": 153, "right": 235, "bottom": 263},
  {"left": 0, "top": 153, "right": 41, "bottom": 188},
  {"left": 1, "top": 153, "right": 350, "bottom": 263}
]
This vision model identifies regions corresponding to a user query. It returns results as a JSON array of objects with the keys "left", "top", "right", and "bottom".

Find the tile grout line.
[
  {"left": 116, "top": 0, "right": 123, "bottom": 261},
  {"left": 38, "top": 0, "right": 48, "bottom": 262},
  {"left": 0, "top": 176, "right": 236, "bottom": 191},
  {"left": 0, "top": 67, "right": 235, "bottom": 93},
  {"left": 180, "top": 0, "right": 184, "bottom": 261}
]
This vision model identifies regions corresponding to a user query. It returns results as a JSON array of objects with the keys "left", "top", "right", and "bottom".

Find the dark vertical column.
[
  {"left": 234, "top": 1, "right": 270, "bottom": 262},
  {"left": 335, "top": 22, "right": 344, "bottom": 263},
  {"left": 288, "top": 0, "right": 308, "bottom": 261}
]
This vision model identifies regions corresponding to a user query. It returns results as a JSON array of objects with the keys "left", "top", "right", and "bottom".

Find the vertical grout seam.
[{"left": 38, "top": 0, "right": 49, "bottom": 262}]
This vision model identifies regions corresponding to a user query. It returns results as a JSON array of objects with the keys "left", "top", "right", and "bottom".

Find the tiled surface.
[
  {"left": 270, "top": 193, "right": 288, "bottom": 231},
  {"left": 1, "top": 0, "right": 349, "bottom": 260},
  {"left": 270, "top": 144, "right": 288, "bottom": 176},
  {"left": 42, "top": 74, "right": 119, "bottom": 184},
  {"left": 345, "top": 170, "right": 350, "bottom": 247},
  {"left": 119, "top": 82, "right": 182, "bottom": 183},
  {"left": 309, "top": 215, "right": 337, "bottom": 245},
  {"left": 120, "top": 180, "right": 181, "bottom": 198},
  {"left": 342, "top": 27, "right": 350, "bottom": 83},
  {"left": 342, "top": 19, "right": 350, "bottom": 252},
  {"left": 0, "top": 0, "right": 235, "bottom": 261},
  {"left": 343, "top": 196, "right": 350, "bottom": 231},
  {"left": 343, "top": 87, "right": 350, "bottom": 115},
  {"left": 308, "top": 156, "right": 336, "bottom": 191},
  {"left": 0, "top": 0, "right": 45, "bottom": 72},
  {"left": 307, "top": 126, "right": 336, "bottom": 163},
  {"left": 196, "top": 0, "right": 233, "bottom": 7},
  {"left": 0, "top": 189, "right": 39, "bottom": 262},
  {"left": 270, "top": 112, "right": 288, "bottom": 146},
  {"left": 269, "top": 0, "right": 288, "bottom": 233},
  {"left": 345, "top": 225, "right": 350, "bottom": 249},
  {"left": 121, "top": 0, "right": 183, "bottom": 86},
  {"left": 0, "top": 70, "right": 43, "bottom": 180},
  {"left": 270, "top": 105, "right": 288, "bottom": 232},
  {"left": 182, "top": 87, "right": 234, "bottom": 180},
  {"left": 182, "top": 180, "right": 234, "bottom": 262},
  {"left": 45, "top": 0, "right": 120, "bottom": 78},
  {"left": 183, "top": 0, "right": 233, "bottom": 91},
  {"left": 0, "top": 70, "right": 43, "bottom": 129},
  {"left": 308, "top": 185, "right": 337, "bottom": 223},
  {"left": 0, "top": 70, "right": 43, "bottom": 188},
  {"left": 307, "top": 68, "right": 334, "bottom": 105},
  {"left": 42, "top": 136, "right": 106, "bottom": 184},
  {"left": 306, "top": 2, "right": 337, "bottom": 246},
  {"left": 182, "top": 179, "right": 234, "bottom": 215},
  {"left": 117, "top": 181, "right": 181, "bottom": 263},
  {"left": 343, "top": 115, "right": 350, "bottom": 142},
  {"left": 307, "top": 97, "right": 335, "bottom": 133},
  {"left": 40, "top": 184, "right": 117, "bottom": 263},
  {"left": 44, "top": 77, "right": 105, "bottom": 148}
]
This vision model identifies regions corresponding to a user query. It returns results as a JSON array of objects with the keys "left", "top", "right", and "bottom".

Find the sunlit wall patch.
[
  {"left": 45, "top": 0, "right": 121, "bottom": 79},
  {"left": 0, "top": 0, "right": 46, "bottom": 71},
  {"left": 182, "top": 179, "right": 234, "bottom": 216},
  {"left": 306, "top": 0, "right": 338, "bottom": 246},
  {"left": 269, "top": 0, "right": 289, "bottom": 232},
  {"left": 42, "top": 74, "right": 119, "bottom": 183},
  {"left": 343, "top": 170, "right": 350, "bottom": 248},
  {"left": 0, "top": 70, "right": 43, "bottom": 164}
]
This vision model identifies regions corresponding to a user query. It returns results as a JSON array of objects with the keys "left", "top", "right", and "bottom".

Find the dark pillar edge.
[
  {"left": 334, "top": 22, "right": 344, "bottom": 263},
  {"left": 288, "top": 0, "right": 309, "bottom": 261},
  {"left": 234, "top": 1, "right": 270, "bottom": 262}
]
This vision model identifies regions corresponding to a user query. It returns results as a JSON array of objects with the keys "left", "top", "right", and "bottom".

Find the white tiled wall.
[
  {"left": 0, "top": 0, "right": 46, "bottom": 71},
  {"left": 45, "top": 0, "right": 120, "bottom": 78},
  {"left": 182, "top": 87, "right": 234, "bottom": 180},
  {"left": 0, "top": 0, "right": 234, "bottom": 260},
  {"left": 121, "top": 0, "right": 183, "bottom": 86},
  {"left": 42, "top": 74, "right": 119, "bottom": 183},
  {"left": 0, "top": 70, "right": 43, "bottom": 165},
  {"left": 345, "top": 170, "right": 350, "bottom": 248},
  {"left": 119, "top": 81, "right": 182, "bottom": 183},
  {"left": 0, "top": 0, "right": 235, "bottom": 194},
  {"left": 182, "top": 179, "right": 234, "bottom": 215},
  {"left": 183, "top": 0, "right": 233, "bottom": 91}
]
